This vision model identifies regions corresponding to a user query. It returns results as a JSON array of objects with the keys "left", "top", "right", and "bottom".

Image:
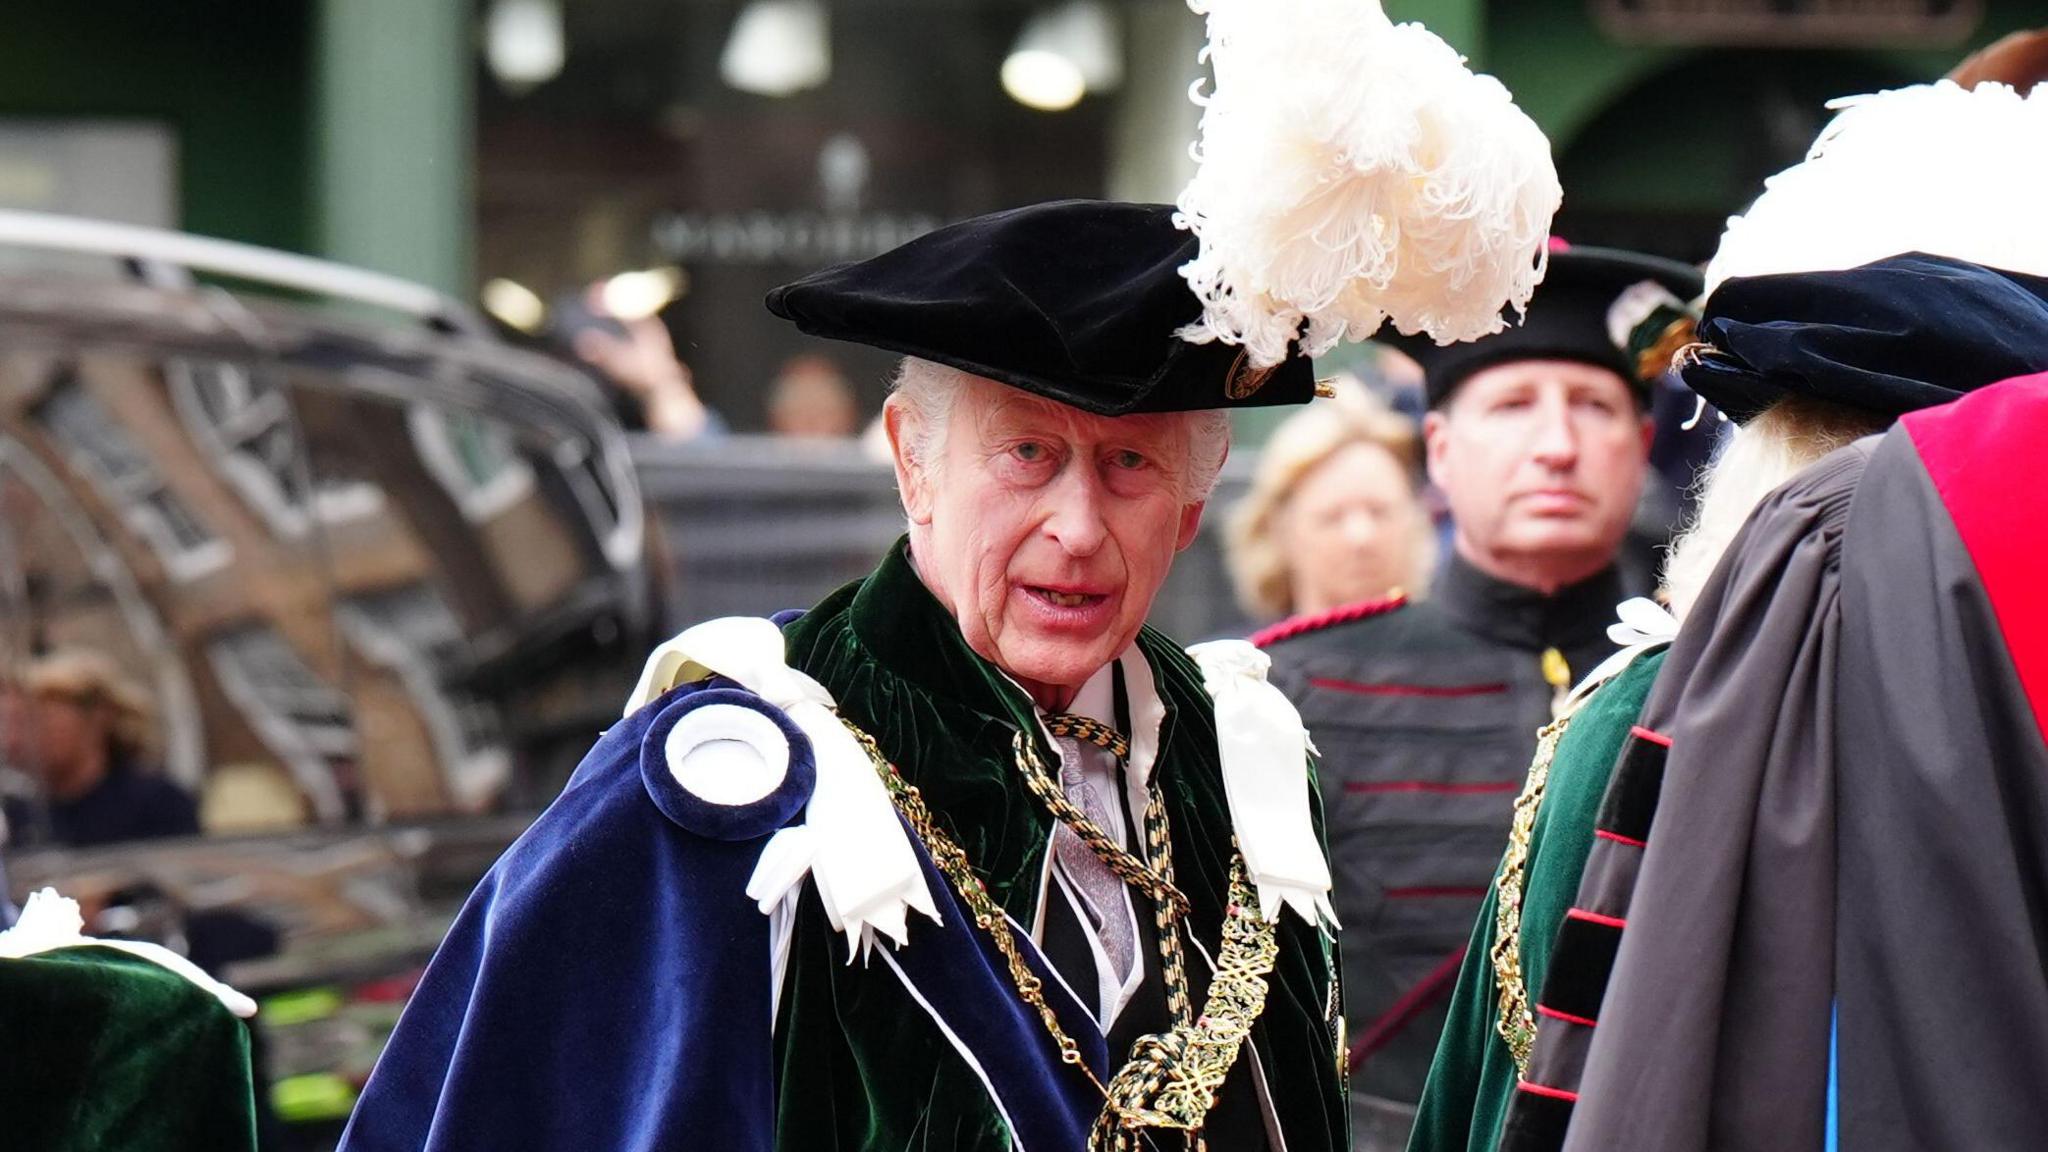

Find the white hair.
[
  {"left": 888, "top": 358, "right": 964, "bottom": 477},
  {"left": 887, "top": 357, "right": 1231, "bottom": 502},
  {"left": 1660, "top": 397, "right": 1884, "bottom": 620}
]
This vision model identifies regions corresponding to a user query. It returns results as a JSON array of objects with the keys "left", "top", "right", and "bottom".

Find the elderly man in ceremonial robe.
[
  {"left": 340, "top": 202, "right": 1358, "bottom": 1152},
  {"left": 338, "top": 3, "right": 1569, "bottom": 1147}
]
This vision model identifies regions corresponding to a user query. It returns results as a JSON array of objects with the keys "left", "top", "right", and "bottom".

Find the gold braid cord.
[
  {"left": 1016, "top": 726, "right": 1196, "bottom": 1034},
  {"left": 1044, "top": 713, "right": 1132, "bottom": 763},
  {"left": 1093, "top": 860, "right": 1279, "bottom": 1152},
  {"left": 1490, "top": 715, "right": 1570, "bottom": 1073},
  {"left": 1143, "top": 789, "right": 1195, "bottom": 1026},
  {"left": 1014, "top": 729, "right": 1190, "bottom": 920}
]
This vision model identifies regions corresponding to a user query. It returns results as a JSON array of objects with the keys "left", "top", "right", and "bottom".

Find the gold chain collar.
[
  {"left": 1490, "top": 715, "right": 1569, "bottom": 1073},
  {"left": 843, "top": 713, "right": 1280, "bottom": 1149}
]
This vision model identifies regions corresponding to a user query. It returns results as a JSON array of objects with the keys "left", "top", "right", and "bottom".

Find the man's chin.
[
  {"left": 1494, "top": 525, "right": 1628, "bottom": 576},
  {"left": 1501, "top": 520, "right": 1609, "bottom": 552},
  {"left": 996, "top": 637, "right": 1121, "bottom": 696}
]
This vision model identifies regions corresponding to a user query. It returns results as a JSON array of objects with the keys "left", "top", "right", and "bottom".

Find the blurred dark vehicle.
[{"left": 0, "top": 211, "right": 657, "bottom": 1148}]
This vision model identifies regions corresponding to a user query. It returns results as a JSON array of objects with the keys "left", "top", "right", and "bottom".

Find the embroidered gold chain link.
[
  {"left": 1093, "top": 859, "right": 1279, "bottom": 1152},
  {"left": 1491, "top": 715, "right": 1570, "bottom": 1073}
]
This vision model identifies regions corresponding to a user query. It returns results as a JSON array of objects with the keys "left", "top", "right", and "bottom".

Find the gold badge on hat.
[{"left": 1225, "top": 348, "right": 1277, "bottom": 400}]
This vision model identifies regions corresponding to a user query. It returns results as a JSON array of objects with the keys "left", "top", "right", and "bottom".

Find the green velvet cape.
[
  {"left": 774, "top": 539, "right": 1349, "bottom": 1151},
  {"left": 0, "top": 945, "right": 258, "bottom": 1152},
  {"left": 1406, "top": 649, "right": 1666, "bottom": 1152}
]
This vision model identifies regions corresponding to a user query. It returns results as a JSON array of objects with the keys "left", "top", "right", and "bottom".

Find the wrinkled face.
[
  {"left": 1425, "top": 359, "right": 1651, "bottom": 586},
  {"left": 888, "top": 377, "right": 1206, "bottom": 704},
  {"left": 1278, "top": 440, "right": 1423, "bottom": 614}
]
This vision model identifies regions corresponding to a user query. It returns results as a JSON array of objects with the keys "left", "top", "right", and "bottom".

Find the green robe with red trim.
[
  {"left": 1258, "top": 553, "right": 1637, "bottom": 1150},
  {"left": 1404, "top": 648, "right": 1667, "bottom": 1152}
]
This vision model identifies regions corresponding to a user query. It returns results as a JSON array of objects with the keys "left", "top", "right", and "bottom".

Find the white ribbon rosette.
[
  {"left": 626, "top": 617, "right": 939, "bottom": 961},
  {"left": 1184, "top": 640, "right": 1339, "bottom": 931}
]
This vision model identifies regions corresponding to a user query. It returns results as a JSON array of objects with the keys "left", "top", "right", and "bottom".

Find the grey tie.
[{"left": 1051, "top": 733, "right": 1136, "bottom": 983}]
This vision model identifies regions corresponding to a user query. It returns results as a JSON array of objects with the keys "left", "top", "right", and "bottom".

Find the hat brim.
[{"left": 1380, "top": 246, "right": 1702, "bottom": 408}]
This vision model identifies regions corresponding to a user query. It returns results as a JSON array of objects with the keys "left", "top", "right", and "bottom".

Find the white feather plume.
[
  {"left": 1705, "top": 80, "right": 2048, "bottom": 296},
  {"left": 1174, "top": 0, "right": 1562, "bottom": 367}
]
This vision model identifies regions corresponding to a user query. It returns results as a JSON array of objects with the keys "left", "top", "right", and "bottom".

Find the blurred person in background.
[
  {"left": 547, "top": 285, "right": 726, "bottom": 441},
  {"left": 1, "top": 648, "right": 197, "bottom": 848},
  {"left": 1371, "top": 344, "right": 1430, "bottom": 424},
  {"left": 1408, "top": 387, "right": 1882, "bottom": 1152},
  {"left": 1227, "top": 377, "right": 1435, "bottom": 626},
  {"left": 766, "top": 353, "right": 861, "bottom": 440},
  {"left": 1253, "top": 246, "right": 1699, "bottom": 1152}
]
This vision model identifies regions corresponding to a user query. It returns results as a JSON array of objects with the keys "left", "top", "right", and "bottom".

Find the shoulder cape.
[{"left": 0, "top": 946, "right": 257, "bottom": 1152}]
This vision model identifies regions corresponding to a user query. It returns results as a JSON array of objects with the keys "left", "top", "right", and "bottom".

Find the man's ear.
[
  {"left": 1422, "top": 410, "right": 1450, "bottom": 489},
  {"left": 1175, "top": 501, "right": 1206, "bottom": 553},
  {"left": 884, "top": 397, "right": 935, "bottom": 525},
  {"left": 1639, "top": 413, "right": 1656, "bottom": 459}
]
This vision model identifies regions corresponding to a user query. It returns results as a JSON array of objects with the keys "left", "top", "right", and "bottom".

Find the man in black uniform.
[{"left": 1254, "top": 246, "right": 1700, "bottom": 1151}]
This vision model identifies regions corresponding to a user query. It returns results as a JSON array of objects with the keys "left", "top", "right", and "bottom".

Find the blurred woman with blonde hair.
[{"left": 1228, "top": 377, "right": 1435, "bottom": 623}]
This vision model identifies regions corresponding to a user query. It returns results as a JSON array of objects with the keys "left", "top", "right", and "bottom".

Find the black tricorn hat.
[
  {"left": 765, "top": 200, "right": 1316, "bottom": 416},
  {"left": 1379, "top": 245, "right": 1703, "bottom": 409}
]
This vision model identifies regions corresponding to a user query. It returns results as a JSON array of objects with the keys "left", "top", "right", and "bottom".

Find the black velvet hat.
[
  {"left": 1681, "top": 253, "right": 2048, "bottom": 425},
  {"left": 764, "top": 200, "right": 1316, "bottom": 416},
  {"left": 1380, "top": 246, "right": 1703, "bottom": 409}
]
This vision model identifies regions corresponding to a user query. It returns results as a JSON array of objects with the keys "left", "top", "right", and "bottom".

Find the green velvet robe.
[
  {"left": 1405, "top": 649, "right": 1666, "bottom": 1152},
  {"left": 774, "top": 539, "right": 1349, "bottom": 1151},
  {"left": 0, "top": 945, "right": 259, "bottom": 1152}
]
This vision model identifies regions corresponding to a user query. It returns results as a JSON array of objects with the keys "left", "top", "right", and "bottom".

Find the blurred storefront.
[{"left": 471, "top": 0, "right": 1205, "bottom": 429}]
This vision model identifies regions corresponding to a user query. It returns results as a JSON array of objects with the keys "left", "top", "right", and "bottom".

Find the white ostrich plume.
[
  {"left": 1174, "top": 0, "right": 1563, "bottom": 368},
  {"left": 1705, "top": 80, "right": 2048, "bottom": 296}
]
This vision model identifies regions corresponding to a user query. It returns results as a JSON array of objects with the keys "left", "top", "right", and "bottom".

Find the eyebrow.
[{"left": 980, "top": 404, "right": 1182, "bottom": 454}]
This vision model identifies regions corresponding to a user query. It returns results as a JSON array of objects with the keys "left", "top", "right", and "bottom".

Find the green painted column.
[
  {"left": 314, "top": 0, "right": 471, "bottom": 295},
  {"left": 1383, "top": 0, "right": 1487, "bottom": 67}
]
